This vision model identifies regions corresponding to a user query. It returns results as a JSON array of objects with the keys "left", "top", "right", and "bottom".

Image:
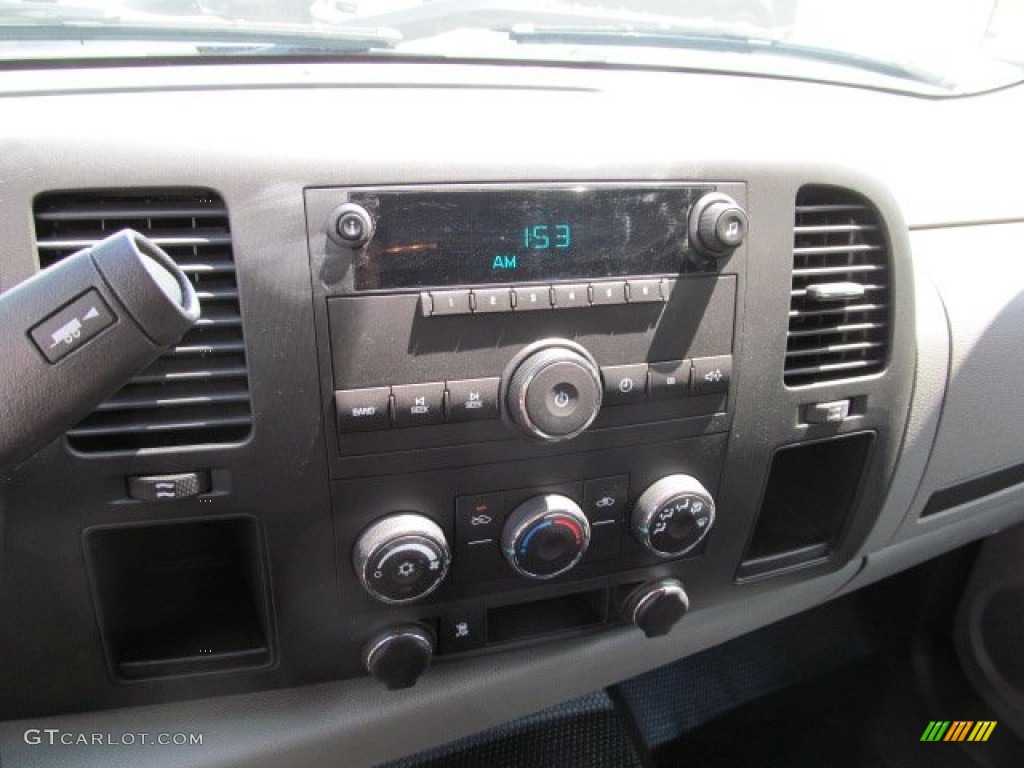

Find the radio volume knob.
[
  {"left": 505, "top": 341, "right": 603, "bottom": 442},
  {"left": 689, "top": 193, "right": 748, "bottom": 257},
  {"left": 353, "top": 514, "right": 451, "bottom": 604},
  {"left": 632, "top": 475, "right": 716, "bottom": 557},
  {"left": 327, "top": 202, "right": 375, "bottom": 248}
]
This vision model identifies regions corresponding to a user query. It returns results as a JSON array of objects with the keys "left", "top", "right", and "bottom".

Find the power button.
[
  {"left": 328, "top": 203, "right": 374, "bottom": 248},
  {"left": 512, "top": 347, "right": 602, "bottom": 441}
]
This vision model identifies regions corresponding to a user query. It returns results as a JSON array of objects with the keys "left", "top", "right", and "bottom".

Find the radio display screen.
[{"left": 350, "top": 186, "right": 707, "bottom": 290}]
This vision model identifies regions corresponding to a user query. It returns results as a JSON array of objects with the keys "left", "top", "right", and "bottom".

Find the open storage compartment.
[
  {"left": 738, "top": 432, "right": 874, "bottom": 580},
  {"left": 486, "top": 588, "right": 608, "bottom": 645},
  {"left": 86, "top": 516, "right": 272, "bottom": 680}
]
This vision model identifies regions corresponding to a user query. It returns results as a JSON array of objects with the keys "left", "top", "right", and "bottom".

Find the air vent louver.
[
  {"left": 33, "top": 189, "right": 253, "bottom": 452},
  {"left": 785, "top": 186, "right": 890, "bottom": 386}
]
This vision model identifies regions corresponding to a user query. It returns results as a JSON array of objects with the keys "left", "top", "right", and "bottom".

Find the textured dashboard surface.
[{"left": 1, "top": 60, "right": 1024, "bottom": 768}]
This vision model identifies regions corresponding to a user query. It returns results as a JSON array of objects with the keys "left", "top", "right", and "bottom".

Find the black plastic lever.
[{"left": 0, "top": 229, "right": 200, "bottom": 472}]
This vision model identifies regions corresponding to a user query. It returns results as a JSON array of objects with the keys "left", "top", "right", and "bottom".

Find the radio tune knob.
[
  {"left": 632, "top": 475, "right": 716, "bottom": 557},
  {"left": 353, "top": 514, "right": 451, "bottom": 604},
  {"left": 689, "top": 193, "right": 748, "bottom": 257},
  {"left": 505, "top": 341, "right": 603, "bottom": 442},
  {"left": 502, "top": 494, "right": 591, "bottom": 579}
]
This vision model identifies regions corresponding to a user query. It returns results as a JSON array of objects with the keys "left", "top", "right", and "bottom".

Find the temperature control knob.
[
  {"left": 353, "top": 514, "right": 451, "bottom": 604},
  {"left": 502, "top": 494, "right": 591, "bottom": 579},
  {"left": 689, "top": 193, "right": 748, "bottom": 257},
  {"left": 632, "top": 475, "right": 715, "bottom": 557},
  {"left": 505, "top": 340, "right": 603, "bottom": 442}
]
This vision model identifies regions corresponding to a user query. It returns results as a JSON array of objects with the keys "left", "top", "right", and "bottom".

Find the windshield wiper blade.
[
  {"left": 510, "top": 24, "right": 948, "bottom": 87},
  {"left": 0, "top": 3, "right": 400, "bottom": 54}
]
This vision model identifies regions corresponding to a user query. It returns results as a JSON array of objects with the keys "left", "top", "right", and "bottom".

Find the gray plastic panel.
[
  {"left": 842, "top": 223, "right": 1024, "bottom": 594},
  {"left": 0, "top": 558, "right": 861, "bottom": 768},
  {"left": 891, "top": 223, "right": 1024, "bottom": 541}
]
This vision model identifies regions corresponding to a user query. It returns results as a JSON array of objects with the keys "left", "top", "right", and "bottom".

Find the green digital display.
[
  {"left": 352, "top": 186, "right": 706, "bottom": 290},
  {"left": 523, "top": 224, "right": 571, "bottom": 251}
]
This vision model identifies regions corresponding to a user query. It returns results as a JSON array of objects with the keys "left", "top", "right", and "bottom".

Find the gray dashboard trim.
[
  {"left": 0, "top": 559, "right": 861, "bottom": 768},
  {"left": 0, "top": 59, "right": 1023, "bottom": 767}
]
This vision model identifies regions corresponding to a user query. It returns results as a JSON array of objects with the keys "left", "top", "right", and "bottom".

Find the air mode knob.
[
  {"left": 353, "top": 514, "right": 451, "bottom": 604},
  {"left": 502, "top": 494, "right": 591, "bottom": 579},
  {"left": 689, "top": 193, "right": 748, "bottom": 257},
  {"left": 505, "top": 340, "right": 603, "bottom": 442},
  {"left": 632, "top": 475, "right": 715, "bottom": 557}
]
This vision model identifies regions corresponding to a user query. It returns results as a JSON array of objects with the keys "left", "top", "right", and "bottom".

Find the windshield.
[{"left": 1, "top": 0, "right": 1022, "bottom": 96}]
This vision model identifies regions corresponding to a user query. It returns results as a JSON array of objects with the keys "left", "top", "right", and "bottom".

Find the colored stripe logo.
[{"left": 921, "top": 721, "right": 997, "bottom": 742}]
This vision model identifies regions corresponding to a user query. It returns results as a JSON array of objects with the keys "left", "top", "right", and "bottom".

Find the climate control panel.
[
  {"left": 308, "top": 183, "right": 745, "bottom": 687},
  {"left": 351, "top": 474, "right": 717, "bottom": 605}
]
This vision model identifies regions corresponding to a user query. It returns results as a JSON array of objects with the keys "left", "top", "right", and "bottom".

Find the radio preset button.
[
  {"left": 590, "top": 281, "right": 627, "bottom": 306},
  {"left": 446, "top": 377, "right": 500, "bottom": 422},
  {"left": 392, "top": 382, "right": 445, "bottom": 427},
  {"left": 627, "top": 279, "right": 664, "bottom": 303},
  {"left": 512, "top": 286, "right": 551, "bottom": 311},
  {"left": 472, "top": 288, "right": 512, "bottom": 313},
  {"left": 429, "top": 289, "right": 473, "bottom": 316},
  {"left": 419, "top": 292, "right": 433, "bottom": 317},
  {"left": 692, "top": 355, "right": 732, "bottom": 395},
  {"left": 335, "top": 387, "right": 391, "bottom": 432},
  {"left": 552, "top": 283, "right": 589, "bottom": 309},
  {"left": 601, "top": 363, "right": 648, "bottom": 405},
  {"left": 649, "top": 360, "right": 692, "bottom": 400}
]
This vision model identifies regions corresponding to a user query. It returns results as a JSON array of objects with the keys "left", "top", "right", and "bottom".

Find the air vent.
[
  {"left": 785, "top": 186, "right": 890, "bottom": 386},
  {"left": 33, "top": 189, "right": 252, "bottom": 452}
]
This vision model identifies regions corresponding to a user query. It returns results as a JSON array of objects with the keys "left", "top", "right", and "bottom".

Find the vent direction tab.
[{"left": 785, "top": 187, "right": 890, "bottom": 386}]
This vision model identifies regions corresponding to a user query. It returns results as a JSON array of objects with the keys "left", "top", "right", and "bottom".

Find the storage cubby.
[{"left": 86, "top": 517, "right": 272, "bottom": 680}]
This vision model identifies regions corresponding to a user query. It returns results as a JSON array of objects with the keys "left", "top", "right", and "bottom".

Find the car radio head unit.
[
  {"left": 322, "top": 184, "right": 747, "bottom": 291},
  {"left": 348, "top": 186, "right": 710, "bottom": 290}
]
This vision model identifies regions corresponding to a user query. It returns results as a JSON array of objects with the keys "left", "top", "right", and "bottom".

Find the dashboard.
[{"left": 1, "top": 57, "right": 1024, "bottom": 768}]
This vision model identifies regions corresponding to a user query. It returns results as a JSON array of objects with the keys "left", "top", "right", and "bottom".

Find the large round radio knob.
[
  {"left": 506, "top": 341, "right": 602, "bottom": 442},
  {"left": 502, "top": 494, "right": 591, "bottom": 579},
  {"left": 353, "top": 514, "right": 451, "bottom": 604},
  {"left": 689, "top": 193, "right": 748, "bottom": 257},
  {"left": 632, "top": 475, "right": 715, "bottom": 557}
]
